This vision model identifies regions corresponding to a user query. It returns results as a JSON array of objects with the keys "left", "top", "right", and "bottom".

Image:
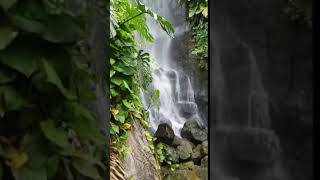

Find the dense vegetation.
[
  {"left": 0, "top": 1, "right": 107, "bottom": 180},
  {"left": 110, "top": 0, "right": 175, "bottom": 178},
  {"left": 187, "top": 0, "right": 208, "bottom": 70}
]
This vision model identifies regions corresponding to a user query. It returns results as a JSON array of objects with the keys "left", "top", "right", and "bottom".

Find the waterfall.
[
  {"left": 140, "top": 0, "right": 203, "bottom": 135},
  {"left": 247, "top": 46, "right": 271, "bottom": 129}
]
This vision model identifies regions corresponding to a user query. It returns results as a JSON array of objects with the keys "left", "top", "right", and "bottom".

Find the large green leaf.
[
  {"left": 0, "top": 49, "right": 38, "bottom": 77},
  {"left": 0, "top": 85, "right": 31, "bottom": 113},
  {"left": 112, "top": 62, "right": 135, "bottom": 75},
  {"left": 110, "top": 75, "right": 122, "bottom": 86},
  {"left": 136, "top": 0, "right": 175, "bottom": 37},
  {"left": 0, "top": 26, "right": 18, "bottom": 50},
  {"left": 114, "top": 112, "right": 125, "bottom": 123},
  {"left": 122, "top": 80, "right": 133, "bottom": 93},
  {"left": 65, "top": 102, "right": 104, "bottom": 145},
  {"left": 42, "top": 59, "right": 75, "bottom": 100},
  {"left": 122, "top": 99, "right": 132, "bottom": 109},
  {"left": 40, "top": 119, "right": 70, "bottom": 148},
  {"left": 110, "top": 123, "right": 119, "bottom": 134},
  {"left": 12, "top": 166, "right": 47, "bottom": 180},
  {"left": 42, "top": 15, "right": 83, "bottom": 43},
  {"left": 0, "top": 0, "right": 17, "bottom": 11},
  {"left": 10, "top": 14, "right": 46, "bottom": 34},
  {"left": 72, "top": 159, "right": 100, "bottom": 180}
]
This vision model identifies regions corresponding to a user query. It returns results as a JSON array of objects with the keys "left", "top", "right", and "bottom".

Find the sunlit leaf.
[
  {"left": 111, "top": 123, "right": 119, "bottom": 134},
  {"left": 111, "top": 76, "right": 122, "bottom": 86},
  {"left": 122, "top": 99, "right": 132, "bottom": 109},
  {"left": 122, "top": 80, "right": 133, "bottom": 93},
  {"left": 114, "top": 113, "right": 125, "bottom": 123}
]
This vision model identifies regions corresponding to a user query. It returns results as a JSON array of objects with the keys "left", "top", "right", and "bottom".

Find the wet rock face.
[{"left": 124, "top": 120, "right": 161, "bottom": 180}]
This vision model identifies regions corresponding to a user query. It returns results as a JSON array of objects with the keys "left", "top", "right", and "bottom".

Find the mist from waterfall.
[{"left": 140, "top": 0, "right": 203, "bottom": 135}]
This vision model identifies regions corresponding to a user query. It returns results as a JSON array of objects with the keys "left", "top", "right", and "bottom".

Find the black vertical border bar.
[
  {"left": 208, "top": 0, "right": 212, "bottom": 179},
  {"left": 87, "top": 0, "right": 110, "bottom": 179},
  {"left": 313, "top": 0, "right": 318, "bottom": 179}
]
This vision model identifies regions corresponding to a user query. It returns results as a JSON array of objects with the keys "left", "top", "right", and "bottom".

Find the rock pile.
[{"left": 154, "top": 119, "right": 208, "bottom": 179}]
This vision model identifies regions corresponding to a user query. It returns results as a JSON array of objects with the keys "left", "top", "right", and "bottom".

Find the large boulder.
[
  {"left": 176, "top": 139, "right": 194, "bottom": 161},
  {"left": 181, "top": 119, "right": 207, "bottom": 144},
  {"left": 154, "top": 123, "right": 175, "bottom": 145}
]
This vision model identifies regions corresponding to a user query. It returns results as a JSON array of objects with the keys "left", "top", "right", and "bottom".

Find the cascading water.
[
  {"left": 213, "top": 39, "right": 289, "bottom": 179},
  {"left": 140, "top": 0, "right": 203, "bottom": 135}
]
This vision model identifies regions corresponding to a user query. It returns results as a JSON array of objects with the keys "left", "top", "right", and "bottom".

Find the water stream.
[{"left": 141, "top": 0, "right": 203, "bottom": 135}]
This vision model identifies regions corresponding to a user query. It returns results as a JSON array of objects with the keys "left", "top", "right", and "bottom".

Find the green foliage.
[
  {"left": 110, "top": 0, "right": 174, "bottom": 166},
  {"left": 187, "top": 0, "right": 208, "bottom": 70},
  {"left": 154, "top": 143, "right": 179, "bottom": 172},
  {"left": 110, "top": 0, "right": 175, "bottom": 41},
  {"left": 0, "top": 1, "right": 106, "bottom": 179},
  {"left": 192, "top": 22, "right": 208, "bottom": 70},
  {"left": 187, "top": 0, "right": 208, "bottom": 19}
]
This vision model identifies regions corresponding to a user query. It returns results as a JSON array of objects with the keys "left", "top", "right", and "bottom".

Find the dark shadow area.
[{"left": 210, "top": 0, "right": 313, "bottom": 179}]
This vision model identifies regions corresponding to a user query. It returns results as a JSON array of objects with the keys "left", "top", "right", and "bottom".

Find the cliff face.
[
  {"left": 210, "top": 0, "right": 313, "bottom": 180},
  {"left": 123, "top": 120, "right": 161, "bottom": 180}
]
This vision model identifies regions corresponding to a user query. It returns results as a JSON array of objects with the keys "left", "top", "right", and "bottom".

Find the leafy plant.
[
  {"left": 110, "top": 0, "right": 174, "bottom": 157},
  {"left": 186, "top": 0, "right": 208, "bottom": 70},
  {"left": 0, "top": 1, "right": 107, "bottom": 179},
  {"left": 110, "top": 0, "right": 174, "bottom": 178},
  {"left": 154, "top": 143, "right": 179, "bottom": 172},
  {"left": 192, "top": 22, "right": 208, "bottom": 70}
]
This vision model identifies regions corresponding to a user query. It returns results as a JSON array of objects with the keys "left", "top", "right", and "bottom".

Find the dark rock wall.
[{"left": 210, "top": 0, "right": 313, "bottom": 180}]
